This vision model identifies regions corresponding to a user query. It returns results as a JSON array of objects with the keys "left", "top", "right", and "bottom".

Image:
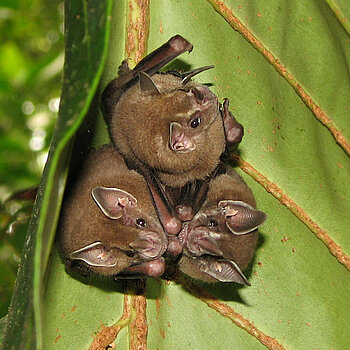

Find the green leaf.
[
  {"left": 0, "top": 316, "right": 7, "bottom": 345},
  {"left": 4, "top": 0, "right": 350, "bottom": 349},
  {"left": 1, "top": 0, "right": 112, "bottom": 348}
]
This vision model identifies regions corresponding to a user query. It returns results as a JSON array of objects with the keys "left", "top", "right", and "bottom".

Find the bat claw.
[{"left": 165, "top": 217, "right": 182, "bottom": 235}]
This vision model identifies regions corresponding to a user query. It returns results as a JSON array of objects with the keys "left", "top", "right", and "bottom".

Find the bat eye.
[
  {"left": 136, "top": 218, "right": 146, "bottom": 228},
  {"left": 209, "top": 219, "right": 218, "bottom": 228},
  {"left": 190, "top": 117, "right": 201, "bottom": 128}
]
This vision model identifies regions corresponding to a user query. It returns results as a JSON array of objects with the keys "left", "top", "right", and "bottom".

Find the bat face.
[
  {"left": 109, "top": 72, "right": 225, "bottom": 187},
  {"left": 58, "top": 146, "right": 167, "bottom": 278},
  {"left": 91, "top": 186, "right": 166, "bottom": 260},
  {"left": 178, "top": 167, "right": 267, "bottom": 284}
]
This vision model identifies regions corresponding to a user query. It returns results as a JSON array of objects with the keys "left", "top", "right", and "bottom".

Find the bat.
[
  {"left": 178, "top": 166, "right": 267, "bottom": 284},
  {"left": 102, "top": 35, "right": 193, "bottom": 121},
  {"left": 101, "top": 35, "right": 244, "bottom": 231},
  {"left": 107, "top": 64, "right": 226, "bottom": 188},
  {"left": 58, "top": 145, "right": 168, "bottom": 278}
]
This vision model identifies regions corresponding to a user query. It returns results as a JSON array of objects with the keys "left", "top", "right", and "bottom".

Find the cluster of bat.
[{"left": 58, "top": 35, "right": 267, "bottom": 285}]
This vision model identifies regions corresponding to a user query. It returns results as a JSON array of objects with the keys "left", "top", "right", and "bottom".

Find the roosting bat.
[
  {"left": 102, "top": 35, "right": 244, "bottom": 229},
  {"left": 107, "top": 62, "right": 225, "bottom": 188},
  {"left": 58, "top": 145, "right": 168, "bottom": 278},
  {"left": 178, "top": 166, "right": 266, "bottom": 284}
]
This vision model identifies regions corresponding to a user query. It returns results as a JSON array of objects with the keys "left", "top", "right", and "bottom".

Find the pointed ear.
[
  {"left": 199, "top": 258, "right": 250, "bottom": 285},
  {"left": 139, "top": 71, "right": 161, "bottom": 95},
  {"left": 92, "top": 187, "right": 137, "bottom": 219},
  {"left": 69, "top": 242, "right": 118, "bottom": 267},
  {"left": 220, "top": 98, "right": 244, "bottom": 144},
  {"left": 218, "top": 200, "right": 267, "bottom": 235}
]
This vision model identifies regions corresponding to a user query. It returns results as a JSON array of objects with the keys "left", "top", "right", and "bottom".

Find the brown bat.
[
  {"left": 58, "top": 145, "right": 168, "bottom": 278},
  {"left": 102, "top": 35, "right": 244, "bottom": 231},
  {"left": 102, "top": 35, "right": 193, "bottom": 120},
  {"left": 108, "top": 67, "right": 225, "bottom": 188},
  {"left": 178, "top": 166, "right": 266, "bottom": 284}
]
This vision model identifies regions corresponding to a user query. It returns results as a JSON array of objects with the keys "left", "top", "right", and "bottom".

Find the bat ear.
[
  {"left": 69, "top": 242, "right": 118, "bottom": 267},
  {"left": 220, "top": 98, "right": 244, "bottom": 144},
  {"left": 199, "top": 258, "right": 250, "bottom": 285},
  {"left": 118, "top": 59, "right": 131, "bottom": 75},
  {"left": 139, "top": 71, "right": 161, "bottom": 95},
  {"left": 92, "top": 187, "right": 137, "bottom": 219},
  {"left": 218, "top": 200, "right": 267, "bottom": 235}
]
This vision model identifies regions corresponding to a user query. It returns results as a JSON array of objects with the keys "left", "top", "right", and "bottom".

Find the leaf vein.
[
  {"left": 234, "top": 154, "right": 350, "bottom": 270},
  {"left": 324, "top": 0, "right": 350, "bottom": 36},
  {"left": 129, "top": 280, "right": 148, "bottom": 350},
  {"left": 88, "top": 295, "right": 131, "bottom": 350},
  {"left": 126, "top": 0, "right": 150, "bottom": 66},
  {"left": 177, "top": 276, "right": 286, "bottom": 350},
  {"left": 208, "top": 0, "right": 350, "bottom": 157}
]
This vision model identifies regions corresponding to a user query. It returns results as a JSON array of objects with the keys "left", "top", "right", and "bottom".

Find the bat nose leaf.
[{"left": 169, "top": 122, "right": 196, "bottom": 153}]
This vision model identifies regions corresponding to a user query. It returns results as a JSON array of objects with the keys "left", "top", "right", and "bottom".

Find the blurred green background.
[{"left": 0, "top": 0, "right": 64, "bottom": 318}]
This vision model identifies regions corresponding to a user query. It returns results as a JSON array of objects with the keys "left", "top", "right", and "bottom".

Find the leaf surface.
[
  {"left": 4, "top": 1, "right": 350, "bottom": 349},
  {"left": 0, "top": 0, "right": 112, "bottom": 348}
]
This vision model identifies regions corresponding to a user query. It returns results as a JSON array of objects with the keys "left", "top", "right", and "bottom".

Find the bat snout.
[
  {"left": 169, "top": 122, "right": 196, "bottom": 153},
  {"left": 185, "top": 227, "right": 223, "bottom": 257},
  {"left": 129, "top": 231, "right": 165, "bottom": 259}
]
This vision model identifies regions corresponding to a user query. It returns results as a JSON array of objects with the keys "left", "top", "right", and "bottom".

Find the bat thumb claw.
[
  {"left": 165, "top": 217, "right": 182, "bottom": 235},
  {"left": 123, "top": 258, "right": 165, "bottom": 277}
]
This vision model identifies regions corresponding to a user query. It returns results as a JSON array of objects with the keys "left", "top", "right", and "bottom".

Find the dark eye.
[
  {"left": 209, "top": 219, "right": 218, "bottom": 228},
  {"left": 136, "top": 218, "right": 146, "bottom": 228},
  {"left": 190, "top": 117, "right": 201, "bottom": 128}
]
